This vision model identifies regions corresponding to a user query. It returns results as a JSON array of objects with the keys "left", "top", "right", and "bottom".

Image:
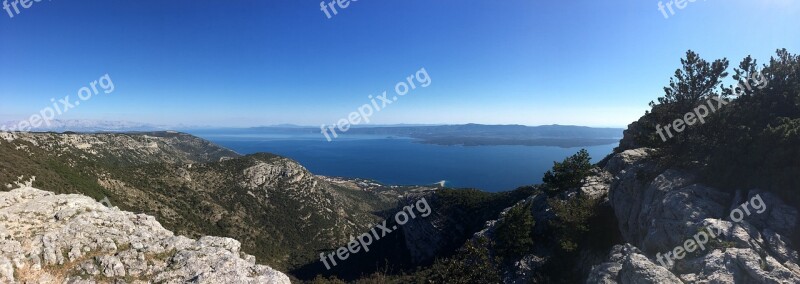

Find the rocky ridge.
[{"left": 0, "top": 131, "right": 239, "bottom": 167}]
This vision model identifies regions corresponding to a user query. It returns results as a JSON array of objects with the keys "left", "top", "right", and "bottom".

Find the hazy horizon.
[{"left": 0, "top": 118, "right": 630, "bottom": 130}]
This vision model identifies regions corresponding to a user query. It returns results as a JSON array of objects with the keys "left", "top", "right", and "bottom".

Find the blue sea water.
[{"left": 189, "top": 131, "right": 617, "bottom": 192}]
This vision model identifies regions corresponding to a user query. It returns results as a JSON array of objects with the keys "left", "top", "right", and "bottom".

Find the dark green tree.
[
  {"left": 654, "top": 50, "right": 729, "bottom": 108},
  {"left": 542, "top": 149, "right": 593, "bottom": 191},
  {"left": 616, "top": 50, "right": 730, "bottom": 152},
  {"left": 419, "top": 237, "right": 501, "bottom": 284},
  {"left": 548, "top": 195, "right": 599, "bottom": 252},
  {"left": 494, "top": 202, "right": 535, "bottom": 258}
]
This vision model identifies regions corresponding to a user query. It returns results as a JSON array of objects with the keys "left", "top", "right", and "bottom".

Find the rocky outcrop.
[
  {"left": 603, "top": 148, "right": 653, "bottom": 175},
  {"left": 587, "top": 244, "right": 682, "bottom": 284},
  {"left": 580, "top": 169, "right": 614, "bottom": 200},
  {"left": 0, "top": 187, "right": 290, "bottom": 284},
  {"left": 592, "top": 242, "right": 800, "bottom": 284},
  {"left": 589, "top": 148, "right": 800, "bottom": 283},
  {"left": 240, "top": 157, "right": 316, "bottom": 191}
]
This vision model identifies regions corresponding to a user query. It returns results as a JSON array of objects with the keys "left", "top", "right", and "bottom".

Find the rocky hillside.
[
  {"left": 0, "top": 131, "right": 239, "bottom": 167},
  {"left": 0, "top": 129, "right": 550, "bottom": 282},
  {"left": 0, "top": 130, "right": 433, "bottom": 278},
  {"left": 0, "top": 186, "right": 290, "bottom": 283}
]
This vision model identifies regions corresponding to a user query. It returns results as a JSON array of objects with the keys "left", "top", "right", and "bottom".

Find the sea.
[{"left": 188, "top": 130, "right": 618, "bottom": 192}]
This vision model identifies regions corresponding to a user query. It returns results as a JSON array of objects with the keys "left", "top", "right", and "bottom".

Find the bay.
[{"left": 190, "top": 130, "right": 617, "bottom": 192}]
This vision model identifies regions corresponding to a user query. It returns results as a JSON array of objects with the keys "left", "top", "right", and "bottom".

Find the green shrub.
[
  {"left": 417, "top": 237, "right": 500, "bottom": 284},
  {"left": 542, "top": 149, "right": 593, "bottom": 192},
  {"left": 494, "top": 202, "right": 535, "bottom": 258},
  {"left": 548, "top": 194, "right": 599, "bottom": 252}
]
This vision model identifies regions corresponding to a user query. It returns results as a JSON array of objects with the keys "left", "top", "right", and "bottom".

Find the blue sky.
[{"left": 0, "top": 0, "right": 798, "bottom": 128}]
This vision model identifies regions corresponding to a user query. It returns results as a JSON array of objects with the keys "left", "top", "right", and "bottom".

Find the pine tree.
[
  {"left": 542, "top": 149, "right": 593, "bottom": 192},
  {"left": 494, "top": 203, "right": 535, "bottom": 258}
]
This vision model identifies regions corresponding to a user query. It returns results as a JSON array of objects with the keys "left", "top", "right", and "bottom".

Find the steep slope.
[
  {"left": 98, "top": 152, "right": 413, "bottom": 271},
  {"left": 0, "top": 186, "right": 290, "bottom": 283}
]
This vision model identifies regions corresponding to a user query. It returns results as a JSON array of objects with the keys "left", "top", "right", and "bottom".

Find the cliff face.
[
  {"left": 398, "top": 191, "right": 470, "bottom": 265},
  {"left": 589, "top": 149, "right": 800, "bottom": 283},
  {"left": 0, "top": 187, "right": 290, "bottom": 284}
]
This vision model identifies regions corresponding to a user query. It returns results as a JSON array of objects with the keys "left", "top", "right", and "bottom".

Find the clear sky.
[{"left": 1, "top": 0, "right": 798, "bottom": 128}]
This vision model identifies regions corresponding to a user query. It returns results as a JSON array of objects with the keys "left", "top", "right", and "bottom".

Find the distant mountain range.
[
  {"left": 344, "top": 124, "right": 623, "bottom": 147},
  {"left": 1, "top": 119, "right": 169, "bottom": 132},
  {"left": 6, "top": 120, "right": 623, "bottom": 148},
  {"left": 241, "top": 124, "right": 625, "bottom": 147}
]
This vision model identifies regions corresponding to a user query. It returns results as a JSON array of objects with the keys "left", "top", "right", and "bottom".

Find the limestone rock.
[
  {"left": 588, "top": 244, "right": 682, "bottom": 284},
  {"left": 593, "top": 148, "right": 800, "bottom": 284},
  {"left": 0, "top": 187, "right": 290, "bottom": 284}
]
